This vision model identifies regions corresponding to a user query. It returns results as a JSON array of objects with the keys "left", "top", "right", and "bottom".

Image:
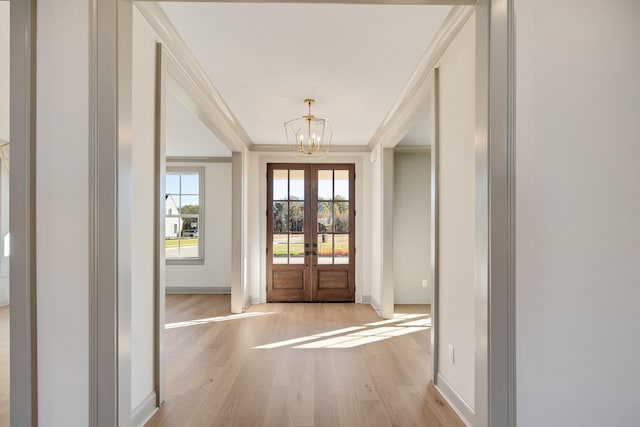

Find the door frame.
[
  {"left": 10, "top": 0, "right": 38, "bottom": 424},
  {"left": 266, "top": 163, "right": 356, "bottom": 303},
  {"left": 10, "top": 0, "right": 515, "bottom": 425},
  {"left": 257, "top": 154, "right": 368, "bottom": 305}
]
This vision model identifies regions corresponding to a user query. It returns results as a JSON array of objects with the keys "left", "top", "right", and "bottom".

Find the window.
[{"left": 165, "top": 167, "right": 204, "bottom": 263}]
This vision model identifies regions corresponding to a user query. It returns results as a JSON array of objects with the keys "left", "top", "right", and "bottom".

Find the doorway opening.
[{"left": 267, "top": 163, "right": 355, "bottom": 302}]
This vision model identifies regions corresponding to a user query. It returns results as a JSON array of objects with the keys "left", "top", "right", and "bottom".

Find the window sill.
[{"left": 166, "top": 258, "right": 205, "bottom": 266}]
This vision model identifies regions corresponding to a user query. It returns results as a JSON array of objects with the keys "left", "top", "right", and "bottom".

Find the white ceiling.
[
  {"left": 159, "top": 2, "right": 451, "bottom": 147},
  {"left": 165, "top": 90, "right": 231, "bottom": 157}
]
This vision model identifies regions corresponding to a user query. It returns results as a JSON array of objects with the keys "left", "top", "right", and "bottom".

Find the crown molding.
[
  {"left": 368, "top": 5, "right": 474, "bottom": 150},
  {"left": 134, "top": 0, "right": 476, "bottom": 4},
  {"left": 393, "top": 145, "right": 431, "bottom": 154},
  {"left": 135, "top": 3, "right": 253, "bottom": 153},
  {"left": 166, "top": 156, "right": 232, "bottom": 163},
  {"left": 250, "top": 144, "right": 370, "bottom": 153}
]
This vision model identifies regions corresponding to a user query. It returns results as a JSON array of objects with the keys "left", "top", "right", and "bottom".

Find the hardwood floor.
[{"left": 146, "top": 295, "right": 464, "bottom": 427}]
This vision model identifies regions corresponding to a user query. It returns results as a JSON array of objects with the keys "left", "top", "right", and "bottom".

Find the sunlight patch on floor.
[
  {"left": 253, "top": 313, "right": 430, "bottom": 349},
  {"left": 165, "top": 311, "right": 273, "bottom": 329}
]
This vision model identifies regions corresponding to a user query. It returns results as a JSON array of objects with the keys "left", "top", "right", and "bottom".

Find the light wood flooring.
[{"left": 146, "top": 295, "right": 463, "bottom": 427}]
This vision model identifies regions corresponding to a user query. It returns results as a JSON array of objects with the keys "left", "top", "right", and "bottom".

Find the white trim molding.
[
  {"left": 166, "top": 286, "right": 231, "bottom": 295},
  {"left": 231, "top": 152, "right": 244, "bottom": 313},
  {"left": 131, "top": 391, "right": 158, "bottom": 427},
  {"left": 393, "top": 297, "right": 430, "bottom": 304},
  {"left": 135, "top": 3, "right": 252, "bottom": 153},
  {"left": 167, "top": 156, "right": 232, "bottom": 163},
  {"left": 91, "top": 0, "right": 133, "bottom": 424},
  {"left": 369, "top": 295, "right": 381, "bottom": 312},
  {"left": 10, "top": 0, "right": 38, "bottom": 424},
  {"left": 474, "top": 1, "right": 517, "bottom": 426},
  {"left": 436, "top": 374, "right": 475, "bottom": 426},
  {"left": 250, "top": 144, "right": 370, "bottom": 153},
  {"left": 429, "top": 68, "right": 440, "bottom": 386},
  {"left": 368, "top": 5, "right": 474, "bottom": 150},
  {"left": 393, "top": 145, "right": 431, "bottom": 154}
]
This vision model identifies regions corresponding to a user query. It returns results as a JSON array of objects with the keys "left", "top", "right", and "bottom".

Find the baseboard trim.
[
  {"left": 435, "top": 373, "right": 475, "bottom": 426},
  {"left": 370, "top": 295, "right": 381, "bottom": 313},
  {"left": 250, "top": 296, "right": 261, "bottom": 305},
  {"left": 394, "top": 297, "right": 431, "bottom": 305},
  {"left": 165, "top": 286, "right": 231, "bottom": 295},
  {"left": 131, "top": 391, "right": 158, "bottom": 427},
  {"left": 361, "top": 295, "right": 371, "bottom": 305}
]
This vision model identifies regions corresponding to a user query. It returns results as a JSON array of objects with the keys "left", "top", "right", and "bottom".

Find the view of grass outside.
[
  {"left": 272, "top": 234, "right": 349, "bottom": 261},
  {"left": 165, "top": 238, "right": 198, "bottom": 248}
]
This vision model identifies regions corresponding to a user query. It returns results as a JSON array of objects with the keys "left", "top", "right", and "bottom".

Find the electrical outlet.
[
  {"left": 421, "top": 279, "right": 428, "bottom": 288},
  {"left": 448, "top": 345, "right": 455, "bottom": 364}
]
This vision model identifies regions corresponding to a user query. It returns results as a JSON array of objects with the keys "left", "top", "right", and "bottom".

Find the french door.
[{"left": 267, "top": 163, "right": 355, "bottom": 302}]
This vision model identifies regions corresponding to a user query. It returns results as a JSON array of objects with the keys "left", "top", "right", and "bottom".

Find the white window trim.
[{"left": 166, "top": 166, "right": 205, "bottom": 265}]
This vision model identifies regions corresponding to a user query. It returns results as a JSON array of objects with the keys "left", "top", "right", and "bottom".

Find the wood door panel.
[
  {"left": 273, "top": 270, "right": 304, "bottom": 289},
  {"left": 316, "top": 270, "right": 349, "bottom": 289},
  {"left": 267, "top": 163, "right": 354, "bottom": 302}
]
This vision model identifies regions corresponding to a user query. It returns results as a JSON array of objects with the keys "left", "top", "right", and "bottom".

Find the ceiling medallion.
[{"left": 284, "top": 99, "right": 332, "bottom": 159}]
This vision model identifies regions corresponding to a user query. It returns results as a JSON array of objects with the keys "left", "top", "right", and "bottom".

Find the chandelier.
[{"left": 285, "top": 99, "right": 332, "bottom": 159}]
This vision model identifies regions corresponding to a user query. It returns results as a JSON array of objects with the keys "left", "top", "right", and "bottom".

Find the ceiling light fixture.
[{"left": 285, "top": 99, "right": 332, "bottom": 159}]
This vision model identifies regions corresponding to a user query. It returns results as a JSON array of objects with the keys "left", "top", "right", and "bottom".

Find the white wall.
[
  {"left": 246, "top": 151, "right": 371, "bottom": 305},
  {"left": 131, "top": 6, "right": 158, "bottom": 415},
  {"left": 165, "top": 161, "right": 232, "bottom": 290},
  {"left": 436, "top": 12, "right": 476, "bottom": 413},
  {"left": 393, "top": 151, "right": 431, "bottom": 304},
  {"left": 0, "top": 2, "right": 9, "bottom": 306},
  {"left": 0, "top": 1, "right": 8, "bottom": 143},
  {"left": 36, "top": 0, "right": 90, "bottom": 423},
  {"left": 515, "top": 1, "right": 640, "bottom": 425}
]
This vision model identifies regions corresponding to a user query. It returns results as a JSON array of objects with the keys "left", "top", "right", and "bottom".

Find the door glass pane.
[
  {"left": 289, "top": 234, "right": 304, "bottom": 264},
  {"left": 334, "top": 170, "right": 349, "bottom": 200},
  {"left": 273, "top": 169, "right": 288, "bottom": 200},
  {"left": 317, "top": 170, "right": 333, "bottom": 200},
  {"left": 334, "top": 234, "right": 349, "bottom": 264},
  {"left": 334, "top": 202, "right": 349, "bottom": 233},
  {"left": 317, "top": 202, "right": 333, "bottom": 232},
  {"left": 317, "top": 233, "right": 333, "bottom": 264},
  {"left": 290, "top": 170, "right": 305, "bottom": 201},
  {"left": 290, "top": 202, "right": 304, "bottom": 232},
  {"left": 273, "top": 234, "right": 288, "bottom": 264},
  {"left": 273, "top": 202, "right": 288, "bottom": 232}
]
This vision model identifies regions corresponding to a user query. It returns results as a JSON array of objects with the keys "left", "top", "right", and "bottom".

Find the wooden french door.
[{"left": 267, "top": 163, "right": 355, "bottom": 302}]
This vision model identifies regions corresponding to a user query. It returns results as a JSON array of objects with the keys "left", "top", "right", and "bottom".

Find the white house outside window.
[{"left": 166, "top": 167, "right": 204, "bottom": 264}]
